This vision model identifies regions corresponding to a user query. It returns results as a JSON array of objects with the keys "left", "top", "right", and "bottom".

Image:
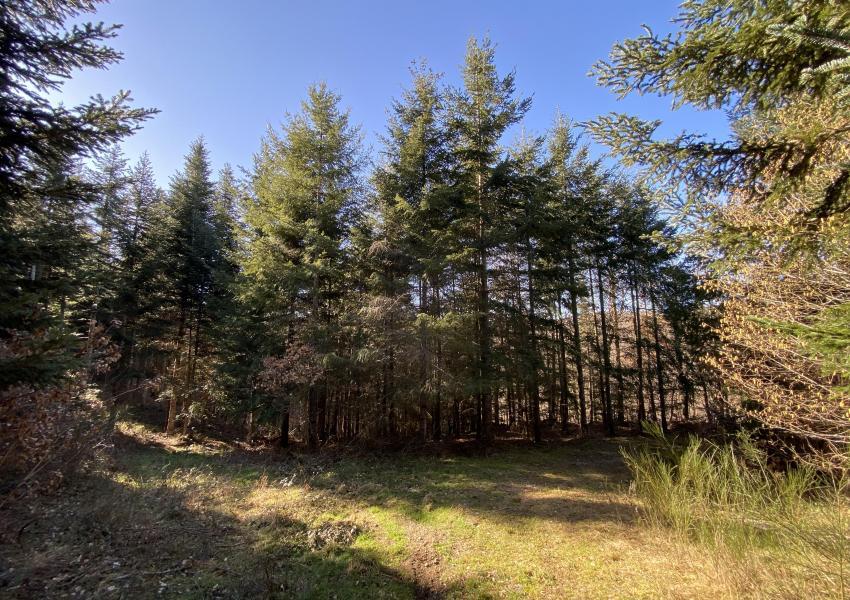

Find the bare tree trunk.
[
  {"left": 432, "top": 282, "right": 443, "bottom": 441},
  {"left": 165, "top": 309, "right": 186, "bottom": 435},
  {"left": 630, "top": 271, "right": 646, "bottom": 431},
  {"left": 650, "top": 295, "right": 668, "bottom": 434},
  {"left": 567, "top": 252, "right": 587, "bottom": 433},
  {"left": 595, "top": 266, "right": 615, "bottom": 436},
  {"left": 673, "top": 328, "right": 691, "bottom": 421},
  {"left": 307, "top": 386, "right": 319, "bottom": 450},
  {"left": 245, "top": 409, "right": 254, "bottom": 445},
  {"left": 280, "top": 403, "right": 290, "bottom": 448},
  {"left": 477, "top": 170, "right": 492, "bottom": 444},
  {"left": 609, "top": 278, "right": 625, "bottom": 425},
  {"left": 419, "top": 277, "right": 429, "bottom": 442},
  {"left": 556, "top": 299, "right": 571, "bottom": 433},
  {"left": 587, "top": 271, "right": 604, "bottom": 429},
  {"left": 526, "top": 234, "right": 542, "bottom": 444}
]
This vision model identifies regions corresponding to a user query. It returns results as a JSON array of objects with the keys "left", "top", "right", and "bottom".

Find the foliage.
[
  {"left": 591, "top": 0, "right": 850, "bottom": 461},
  {"left": 0, "top": 326, "right": 117, "bottom": 501},
  {"left": 703, "top": 188, "right": 850, "bottom": 462},
  {"left": 0, "top": 0, "right": 152, "bottom": 497},
  {"left": 588, "top": 0, "right": 850, "bottom": 219},
  {"left": 1, "top": 13, "right": 718, "bottom": 462}
]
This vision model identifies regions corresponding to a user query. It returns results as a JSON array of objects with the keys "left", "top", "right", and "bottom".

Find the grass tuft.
[{"left": 623, "top": 422, "right": 850, "bottom": 598}]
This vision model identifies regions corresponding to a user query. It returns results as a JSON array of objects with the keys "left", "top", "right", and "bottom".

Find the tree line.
[
  {"left": 81, "top": 46, "right": 716, "bottom": 449},
  {"left": 0, "top": 2, "right": 715, "bottom": 471},
  {"left": 3, "top": 0, "right": 848, "bottom": 497}
]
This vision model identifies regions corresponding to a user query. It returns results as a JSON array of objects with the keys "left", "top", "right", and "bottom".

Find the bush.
[{"left": 0, "top": 327, "right": 115, "bottom": 503}]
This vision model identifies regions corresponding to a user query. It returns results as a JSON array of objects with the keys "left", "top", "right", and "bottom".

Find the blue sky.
[{"left": 60, "top": 0, "right": 729, "bottom": 186}]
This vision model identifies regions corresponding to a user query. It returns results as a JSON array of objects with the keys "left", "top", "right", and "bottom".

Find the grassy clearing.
[{"left": 3, "top": 420, "right": 728, "bottom": 599}]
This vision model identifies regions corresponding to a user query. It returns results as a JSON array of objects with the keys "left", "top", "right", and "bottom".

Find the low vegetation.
[
  {"left": 5, "top": 418, "right": 844, "bottom": 599},
  {"left": 624, "top": 424, "right": 850, "bottom": 599},
  {"left": 1, "top": 418, "right": 725, "bottom": 599}
]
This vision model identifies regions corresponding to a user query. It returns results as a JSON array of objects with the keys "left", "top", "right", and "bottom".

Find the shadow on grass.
[
  {"left": 306, "top": 436, "right": 638, "bottom": 527},
  {"left": 2, "top": 428, "right": 637, "bottom": 599},
  {"left": 2, "top": 451, "right": 452, "bottom": 599},
  {"left": 112, "top": 428, "right": 638, "bottom": 528}
]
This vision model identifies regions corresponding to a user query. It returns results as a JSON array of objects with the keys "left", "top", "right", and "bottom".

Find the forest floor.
[{"left": 1, "top": 419, "right": 728, "bottom": 599}]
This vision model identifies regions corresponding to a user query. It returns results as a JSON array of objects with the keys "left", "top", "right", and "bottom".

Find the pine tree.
[
  {"left": 245, "top": 83, "right": 362, "bottom": 449},
  {"left": 447, "top": 37, "right": 530, "bottom": 443},
  {"left": 0, "top": 0, "right": 153, "bottom": 389}
]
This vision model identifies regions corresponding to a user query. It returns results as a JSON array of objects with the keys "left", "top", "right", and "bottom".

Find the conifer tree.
[
  {"left": 155, "top": 139, "right": 222, "bottom": 434},
  {"left": 448, "top": 37, "right": 530, "bottom": 443},
  {"left": 0, "top": 0, "right": 153, "bottom": 494},
  {"left": 590, "top": 0, "right": 850, "bottom": 450},
  {"left": 374, "top": 64, "right": 456, "bottom": 441},
  {"left": 245, "top": 83, "right": 362, "bottom": 448},
  {"left": 0, "top": 0, "right": 153, "bottom": 389},
  {"left": 588, "top": 0, "right": 850, "bottom": 219},
  {"left": 110, "top": 153, "right": 161, "bottom": 402},
  {"left": 546, "top": 118, "right": 601, "bottom": 432},
  {"left": 503, "top": 135, "right": 552, "bottom": 442}
]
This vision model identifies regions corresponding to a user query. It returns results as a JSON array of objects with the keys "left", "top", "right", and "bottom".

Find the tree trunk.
[
  {"left": 307, "top": 386, "right": 319, "bottom": 449},
  {"left": 165, "top": 309, "right": 186, "bottom": 435},
  {"left": 630, "top": 271, "right": 647, "bottom": 431},
  {"left": 477, "top": 170, "right": 492, "bottom": 444},
  {"left": 587, "top": 271, "right": 604, "bottom": 430},
  {"left": 673, "top": 328, "right": 691, "bottom": 421},
  {"left": 567, "top": 253, "right": 588, "bottom": 433},
  {"left": 609, "top": 278, "right": 625, "bottom": 425},
  {"left": 280, "top": 404, "right": 290, "bottom": 448},
  {"left": 432, "top": 281, "right": 443, "bottom": 441},
  {"left": 557, "top": 316, "right": 571, "bottom": 433},
  {"left": 245, "top": 409, "right": 254, "bottom": 445},
  {"left": 650, "top": 295, "right": 668, "bottom": 434},
  {"left": 417, "top": 277, "right": 429, "bottom": 442},
  {"left": 526, "top": 235, "right": 542, "bottom": 444},
  {"left": 595, "top": 266, "right": 615, "bottom": 436}
]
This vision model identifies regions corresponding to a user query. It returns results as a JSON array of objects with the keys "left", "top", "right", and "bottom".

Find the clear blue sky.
[{"left": 60, "top": 0, "right": 729, "bottom": 186}]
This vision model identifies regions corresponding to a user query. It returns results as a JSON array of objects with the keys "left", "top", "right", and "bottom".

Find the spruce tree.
[
  {"left": 245, "top": 83, "right": 362, "bottom": 448},
  {"left": 155, "top": 139, "right": 221, "bottom": 434},
  {"left": 588, "top": 0, "right": 850, "bottom": 218},
  {"left": 447, "top": 37, "right": 530, "bottom": 443},
  {"left": 502, "top": 134, "right": 549, "bottom": 442},
  {"left": 0, "top": 0, "right": 153, "bottom": 389},
  {"left": 546, "top": 117, "right": 601, "bottom": 433},
  {"left": 374, "top": 64, "right": 456, "bottom": 441}
]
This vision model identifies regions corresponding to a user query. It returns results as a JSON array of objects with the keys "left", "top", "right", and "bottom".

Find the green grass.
[{"left": 3, "top": 420, "right": 728, "bottom": 599}]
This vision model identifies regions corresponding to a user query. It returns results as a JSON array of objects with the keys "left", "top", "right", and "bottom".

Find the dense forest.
[
  {"left": 1, "top": 1, "right": 849, "bottom": 597},
  {"left": 1, "top": 4, "right": 722, "bottom": 465}
]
